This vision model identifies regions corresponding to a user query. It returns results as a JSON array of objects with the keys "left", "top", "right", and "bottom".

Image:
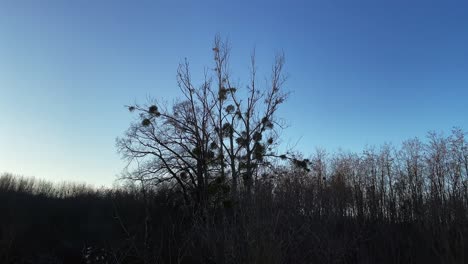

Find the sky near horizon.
[{"left": 1, "top": 0, "right": 467, "bottom": 186}]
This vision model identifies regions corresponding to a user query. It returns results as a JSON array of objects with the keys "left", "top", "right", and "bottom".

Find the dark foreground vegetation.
[
  {"left": 2, "top": 37, "right": 467, "bottom": 263},
  {"left": 2, "top": 129, "right": 468, "bottom": 264}
]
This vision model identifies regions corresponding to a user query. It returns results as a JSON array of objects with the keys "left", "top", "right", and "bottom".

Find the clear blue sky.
[{"left": 1, "top": 0, "right": 467, "bottom": 186}]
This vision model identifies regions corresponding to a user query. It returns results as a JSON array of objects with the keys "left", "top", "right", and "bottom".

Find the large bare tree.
[{"left": 117, "top": 35, "right": 289, "bottom": 206}]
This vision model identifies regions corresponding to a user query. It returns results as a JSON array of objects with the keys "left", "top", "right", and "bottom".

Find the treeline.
[
  {"left": 292, "top": 128, "right": 468, "bottom": 226},
  {"left": 1, "top": 129, "right": 467, "bottom": 263},
  {"left": 0, "top": 173, "right": 137, "bottom": 263},
  {"left": 0, "top": 174, "right": 100, "bottom": 198}
]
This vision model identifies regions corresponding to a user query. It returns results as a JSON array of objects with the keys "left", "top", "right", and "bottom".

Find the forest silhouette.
[{"left": 1, "top": 37, "right": 467, "bottom": 264}]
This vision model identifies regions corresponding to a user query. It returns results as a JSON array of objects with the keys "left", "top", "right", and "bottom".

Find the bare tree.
[
  {"left": 224, "top": 50, "right": 288, "bottom": 195},
  {"left": 117, "top": 59, "right": 218, "bottom": 208},
  {"left": 117, "top": 35, "right": 290, "bottom": 207}
]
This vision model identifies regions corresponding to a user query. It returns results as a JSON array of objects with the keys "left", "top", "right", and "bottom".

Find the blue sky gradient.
[{"left": 1, "top": 0, "right": 467, "bottom": 186}]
